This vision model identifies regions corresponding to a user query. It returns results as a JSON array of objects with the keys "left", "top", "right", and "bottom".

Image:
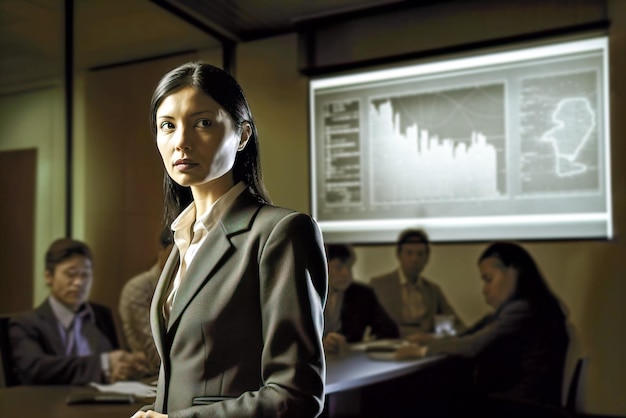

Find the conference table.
[
  {"left": 324, "top": 346, "right": 473, "bottom": 417},
  {"left": 0, "top": 345, "right": 471, "bottom": 417},
  {"left": 324, "top": 346, "right": 449, "bottom": 417},
  {"left": 0, "top": 384, "right": 147, "bottom": 417},
  {"left": 326, "top": 345, "right": 444, "bottom": 393}
]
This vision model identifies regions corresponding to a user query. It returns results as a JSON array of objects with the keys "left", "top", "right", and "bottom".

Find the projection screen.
[{"left": 309, "top": 36, "right": 611, "bottom": 244}]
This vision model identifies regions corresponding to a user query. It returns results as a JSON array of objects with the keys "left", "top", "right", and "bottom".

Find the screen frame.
[{"left": 308, "top": 34, "right": 612, "bottom": 244}]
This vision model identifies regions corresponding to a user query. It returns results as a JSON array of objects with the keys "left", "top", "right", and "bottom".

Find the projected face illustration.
[{"left": 540, "top": 97, "right": 596, "bottom": 177}]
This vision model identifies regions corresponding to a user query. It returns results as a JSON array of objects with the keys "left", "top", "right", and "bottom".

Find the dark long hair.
[
  {"left": 149, "top": 62, "right": 271, "bottom": 225},
  {"left": 479, "top": 241, "right": 565, "bottom": 318}
]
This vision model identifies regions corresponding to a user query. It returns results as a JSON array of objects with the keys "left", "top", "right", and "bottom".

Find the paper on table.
[
  {"left": 90, "top": 381, "right": 157, "bottom": 398},
  {"left": 366, "top": 351, "right": 399, "bottom": 361},
  {"left": 350, "top": 339, "right": 404, "bottom": 351}
]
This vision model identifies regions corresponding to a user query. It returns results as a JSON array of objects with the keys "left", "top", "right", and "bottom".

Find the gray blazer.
[{"left": 149, "top": 191, "right": 327, "bottom": 417}]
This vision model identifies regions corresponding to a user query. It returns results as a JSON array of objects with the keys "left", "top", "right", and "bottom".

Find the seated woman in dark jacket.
[{"left": 395, "top": 241, "right": 569, "bottom": 412}]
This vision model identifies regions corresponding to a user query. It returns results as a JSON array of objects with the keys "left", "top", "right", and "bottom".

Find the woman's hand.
[
  {"left": 323, "top": 332, "right": 348, "bottom": 355},
  {"left": 108, "top": 350, "right": 149, "bottom": 382},
  {"left": 131, "top": 410, "right": 167, "bottom": 418},
  {"left": 393, "top": 343, "right": 427, "bottom": 360},
  {"left": 405, "top": 331, "right": 436, "bottom": 345}
]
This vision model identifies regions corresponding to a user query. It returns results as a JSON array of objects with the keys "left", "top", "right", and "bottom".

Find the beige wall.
[
  {"left": 0, "top": 85, "right": 66, "bottom": 306},
  {"left": 238, "top": 36, "right": 311, "bottom": 213}
]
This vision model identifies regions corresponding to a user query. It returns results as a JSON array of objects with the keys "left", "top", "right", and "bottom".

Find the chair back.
[
  {"left": 565, "top": 356, "right": 589, "bottom": 415},
  {"left": 0, "top": 315, "right": 19, "bottom": 387}
]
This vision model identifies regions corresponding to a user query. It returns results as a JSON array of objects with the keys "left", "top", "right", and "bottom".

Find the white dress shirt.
[{"left": 163, "top": 182, "right": 246, "bottom": 319}]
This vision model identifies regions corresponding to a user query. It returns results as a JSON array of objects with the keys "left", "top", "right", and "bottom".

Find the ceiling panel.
[
  {"left": 0, "top": 0, "right": 221, "bottom": 90},
  {"left": 165, "top": 0, "right": 409, "bottom": 41},
  {"left": 0, "top": 0, "right": 435, "bottom": 91}
]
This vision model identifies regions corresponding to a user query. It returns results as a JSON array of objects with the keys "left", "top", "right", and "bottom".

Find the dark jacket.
[
  {"left": 427, "top": 299, "right": 568, "bottom": 405},
  {"left": 9, "top": 299, "right": 119, "bottom": 385},
  {"left": 339, "top": 282, "right": 399, "bottom": 343}
]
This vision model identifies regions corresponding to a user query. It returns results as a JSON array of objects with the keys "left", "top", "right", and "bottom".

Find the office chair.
[
  {"left": 0, "top": 315, "right": 19, "bottom": 387},
  {"left": 482, "top": 356, "right": 589, "bottom": 418},
  {"left": 564, "top": 356, "right": 589, "bottom": 417}
]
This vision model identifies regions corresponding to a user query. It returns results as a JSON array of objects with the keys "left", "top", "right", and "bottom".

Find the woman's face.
[
  {"left": 479, "top": 256, "right": 518, "bottom": 309},
  {"left": 155, "top": 86, "right": 249, "bottom": 193}
]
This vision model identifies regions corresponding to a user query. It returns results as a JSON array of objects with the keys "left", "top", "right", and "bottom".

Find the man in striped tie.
[{"left": 9, "top": 238, "right": 148, "bottom": 385}]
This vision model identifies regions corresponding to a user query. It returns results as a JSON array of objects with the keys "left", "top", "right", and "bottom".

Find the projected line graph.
[{"left": 369, "top": 84, "right": 505, "bottom": 204}]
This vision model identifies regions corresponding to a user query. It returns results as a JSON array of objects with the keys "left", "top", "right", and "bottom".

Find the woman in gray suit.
[{"left": 133, "top": 62, "right": 327, "bottom": 418}]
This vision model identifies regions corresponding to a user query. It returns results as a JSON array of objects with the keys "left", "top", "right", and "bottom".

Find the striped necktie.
[{"left": 66, "top": 309, "right": 92, "bottom": 356}]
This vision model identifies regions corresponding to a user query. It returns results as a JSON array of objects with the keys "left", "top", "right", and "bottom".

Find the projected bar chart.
[{"left": 370, "top": 98, "right": 501, "bottom": 203}]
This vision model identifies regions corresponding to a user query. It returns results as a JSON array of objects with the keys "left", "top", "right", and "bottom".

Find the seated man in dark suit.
[
  {"left": 323, "top": 244, "right": 399, "bottom": 354},
  {"left": 9, "top": 238, "right": 147, "bottom": 385}
]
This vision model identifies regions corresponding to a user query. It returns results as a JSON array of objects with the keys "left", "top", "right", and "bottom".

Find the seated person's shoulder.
[
  {"left": 346, "top": 281, "right": 376, "bottom": 295},
  {"left": 369, "top": 271, "right": 396, "bottom": 285},
  {"left": 8, "top": 309, "right": 35, "bottom": 327},
  {"left": 496, "top": 300, "right": 554, "bottom": 328},
  {"left": 494, "top": 300, "right": 532, "bottom": 323},
  {"left": 9, "top": 308, "right": 34, "bottom": 319},
  {"left": 503, "top": 299, "right": 566, "bottom": 329},
  {"left": 421, "top": 276, "right": 443, "bottom": 289},
  {"left": 89, "top": 301, "right": 113, "bottom": 313},
  {"left": 502, "top": 299, "right": 532, "bottom": 314},
  {"left": 120, "top": 273, "right": 154, "bottom": 300},
  {"left": 88, "top": 302, "right": 116, "bottom": 324}
]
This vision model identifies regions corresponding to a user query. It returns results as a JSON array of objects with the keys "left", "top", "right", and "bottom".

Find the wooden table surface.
[
  {"left": 0, "top": 385, "right": 151, "bottom": 418},
  {"left": 0, "top": 346, "right": 453, "bottom": 417}
]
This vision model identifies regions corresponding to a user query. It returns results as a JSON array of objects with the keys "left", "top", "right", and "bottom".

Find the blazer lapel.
[
  {"left": 151, "top": 248, "right": 179, "bottom": 359},
  {"left": 37, "top": 301, "right": 66, "bottom": 355},
  {"left": 166, "top": 226, "right": 231, "bottom": 333},
  {"left": 81, "top": 305, "right": 112, "bottom": 353},
  {"left": 166, "top": 190, "right": 263, "bottom": 334}
]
